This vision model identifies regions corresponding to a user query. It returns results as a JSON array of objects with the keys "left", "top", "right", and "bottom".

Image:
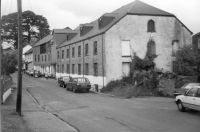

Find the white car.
[{"left": 175, "top": 86, "right": 200, "bottom": 112}]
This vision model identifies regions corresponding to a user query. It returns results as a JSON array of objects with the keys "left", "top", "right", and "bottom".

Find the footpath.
[{"left": 1, "top": 73, "right": 76, "bottom": 132}]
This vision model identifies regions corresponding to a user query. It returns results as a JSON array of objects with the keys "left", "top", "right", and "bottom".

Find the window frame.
[
  {"left": 85, "top": 43, "right": 89, "bottom": 56},
  {"left": 78, "top": 45, "right": 81, "bottom": 57},
  {"left": 72, "top": 47, "right": 75, "bottom": 58},
  {"left": 93, "top": 63, "right": 98, "bottom": 76},
  {"left": 147, "top": 20, "right": 155, "bottom": 32},
  {"left": 93, "top": 41, "right": 98, "bottom": 55}
]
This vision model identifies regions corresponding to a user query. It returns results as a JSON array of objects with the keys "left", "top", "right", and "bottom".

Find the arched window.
[
  {"left": 147, "top": 20, "right": 155, "bottom": 32},
  {"left": 147, "top": 40, "right": 156, "bottom": 56}
]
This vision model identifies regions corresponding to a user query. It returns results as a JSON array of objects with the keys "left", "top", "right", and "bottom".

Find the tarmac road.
[{"left": 14, "top": 73, "right": 200, "bottom": 132}]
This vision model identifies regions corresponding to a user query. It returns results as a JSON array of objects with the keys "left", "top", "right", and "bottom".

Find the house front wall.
[
  {"left": 105, "top": 15, "right": 192, "bottom": 83},
  {"left": 56, "top": 34, "right": 106, "bottom": 88}
]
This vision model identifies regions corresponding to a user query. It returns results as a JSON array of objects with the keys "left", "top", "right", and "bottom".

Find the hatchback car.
[
  {"left": 66, "top": 77, "right": 91, "bottom": 93},
  {"left": 58, "top": 76, "right": 72, "bottom": 88},
  {"left": 175, "top": 86, "right": 200, "bottom": 112}
]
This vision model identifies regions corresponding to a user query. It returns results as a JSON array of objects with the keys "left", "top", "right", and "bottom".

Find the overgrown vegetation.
[
  {"left": 174, "top": 45, "right": 200, "bottom": 77},
  {"left": 1, "top": 53, "right": 18, "bottom": 75}
]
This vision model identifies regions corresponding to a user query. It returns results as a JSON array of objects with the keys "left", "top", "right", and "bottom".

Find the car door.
[
  {"left": 194, "top": 88, "right": 200, "bottom": 111},
  {"left": 183, "top": 88, "right": 198, "bottom": 109}
]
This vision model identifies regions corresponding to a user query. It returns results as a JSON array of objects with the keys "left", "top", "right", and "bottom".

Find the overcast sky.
[{"left": 1, "top": 0, "right": 200, "bottom": 34}]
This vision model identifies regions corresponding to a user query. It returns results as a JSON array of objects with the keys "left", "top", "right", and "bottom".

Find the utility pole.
[
  {"left": 16, "top": 0, "right": 23, "bottom": 116},
  {"left": 0, "top": 0, "right": 2, "bottom": 104}
]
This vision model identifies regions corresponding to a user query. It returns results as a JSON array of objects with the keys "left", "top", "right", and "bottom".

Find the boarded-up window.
[
  {"left": 122, "top": 62, "right": 130, "bottom": 77},
  {"left": 121, "top": 40, "right": 131, "bottom": 56},
  {"left": 147, "top": 20, "right": 155, "bottom": 32}
]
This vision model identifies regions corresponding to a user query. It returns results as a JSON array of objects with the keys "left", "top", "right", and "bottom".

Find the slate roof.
[
  {"left": 33, "top": 35, "right": 53, "bottom": 47},
  {"left": 53, "top": 28, "right": 73, "bottom": 34},
  {"left": 57, "top": 0, "right": 192, "bottom": 48}
]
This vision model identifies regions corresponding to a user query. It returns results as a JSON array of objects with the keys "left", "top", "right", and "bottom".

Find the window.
[
  {"left": 67, "top": 64, "right": 70, "bottom": 74},
  {"left": 198, "top": 39, "right": 200, "bottom": 49},
  {"left": 78, "top": 46, "right": 81, "bottom": 57},
  {"left": 93, "top": 63, "right": 98, "bottom": 76},
  {"left": 85, "top": 43, "right": 88, "bottom": 56},
  {"left": 40, "top": 44, "right": 46, "bottom": 54},
  {"left": 147, "top": 40, "right": 156, "bottom": 56},
  {"left": 186, "top": 88, "right": 198, "bottom": 97},
  {"left": 121, "top": 40, "right": 131, "bottom": 56},
  {"left": 72, "top": 47, "right": 75, "bottom": 58},
  {"left": 85, "top": 63, "right": 89, "bottom": 75},
  {"left": 42, "top": 55, "right": 43, "bottom": 61},
  {"left": 35, "top": 55, "right": 37, "bottom": 62},
  {"left": 147, "top": 20, "right": 155, "bottom": 32},
  {"left": 72, "top": 64, "right": 75, "bottom": 74},
  {"left": 172, "top": 40, "right": 179, "bottom": 56},
  {"left": 57, "top": 51, "right": 59, "bottom": 59},
  {"left": 78, "top": 64, "right": 81, "bottom": 75},
  {"left": 62, "top": 50, "right": 64, "bottom": 59},
  {"left": 48, "top": 54, "right": 50, "bottom": 61},
  {"left": 45, "top": 55, "right": 46, "bottom": 61},
  {"left": 38, "top": 55, "right": 40, "bottom": 61},
  {"left": 66, "top": 49, "right": 70, "bottom": 58},
  {"left": 93, "top": 41, "right": 98, "bottom": 55},
  {"left": 62, "top": 64, "right": 64, "bottom": 73},
  {"left": 57, "top": 65, "right": 59, "bottom": 72}
]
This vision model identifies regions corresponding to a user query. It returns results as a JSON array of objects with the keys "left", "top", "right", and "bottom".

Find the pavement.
[
  {"left": 1, "top": 73, "right": 76, "bottom": 132},
  {"left": 1, "top": 73, "right": 200, "bottom": 132}
]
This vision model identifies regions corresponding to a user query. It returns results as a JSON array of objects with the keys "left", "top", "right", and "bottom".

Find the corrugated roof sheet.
[
  {"left": 57, "top": 0, "right": 191, "bottom": 48},
  {"left": 34, "top": 35, "right": 53, "bottom": 47}
]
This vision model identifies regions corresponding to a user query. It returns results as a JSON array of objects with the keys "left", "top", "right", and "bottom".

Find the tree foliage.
[
  {"left": 1, "top": 53, "right": 18, "bottom": 75},
  {"left": 175, "top": 45, "right": 200, "bottom": 76},
  {"left": 1, "top": 10, "right": 50, "bottom": 49}
]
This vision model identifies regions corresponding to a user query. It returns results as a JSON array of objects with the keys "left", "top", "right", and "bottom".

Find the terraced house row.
[{"left": 33, "top": 0, "right": 193, "bottom": 88}]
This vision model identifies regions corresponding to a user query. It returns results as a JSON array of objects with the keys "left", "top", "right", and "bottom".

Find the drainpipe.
[
  {"left": 83, "top": 41, "right": 85, "bottom": 78},
  {"left": 101, "top": 34, "right": 105, "bottom": 88}
]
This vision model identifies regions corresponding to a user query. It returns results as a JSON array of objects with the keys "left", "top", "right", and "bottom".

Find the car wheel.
[{"left": 177, "top": 101, "right": 185, "bottom": 112}]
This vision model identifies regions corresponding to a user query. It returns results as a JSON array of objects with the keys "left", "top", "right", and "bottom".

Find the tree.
[
  {"left": 175, "top": 45, "right": 200, "bottom": 76},
  {"left": 1, "top": 10, "right": 50, "bottom": 49},
  {"left": 1, "top": 53, "right": 18, "bottom": 75}
]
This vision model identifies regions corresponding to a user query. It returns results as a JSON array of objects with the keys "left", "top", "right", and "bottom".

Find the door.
[{"left": 122, "top": 62, "right": 130, "bottom": 77}]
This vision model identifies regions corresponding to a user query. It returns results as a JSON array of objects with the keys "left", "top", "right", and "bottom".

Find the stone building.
[
  {"left": 24, "top": 48, "right": 33, "bottom": 71},
  {"left": 33, "top": 28, "right": 73, "bottom": 77},
  {"left": 56, "top": 0, "right": 192, "bottom": 88}
]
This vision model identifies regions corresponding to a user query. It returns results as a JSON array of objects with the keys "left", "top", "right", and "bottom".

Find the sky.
[{"left": 1, "top": 0, "right": 200, "bottom": 34}]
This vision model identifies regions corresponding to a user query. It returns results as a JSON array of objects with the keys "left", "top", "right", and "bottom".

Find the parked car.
[
  {"left": 58, "top": 76, "right": 72, "bottom": 88},
  {"left": 34, "top": 71, "right": 41, "bottom": 78},
  {"left": 175, "top": 86, "right": 200, "bottom": 112},
  {"left": 66, "top": 77, "right": 91, "bottom": 93},
  {"left": 173, "top": 83, "right": 200, "bottom": 97}
]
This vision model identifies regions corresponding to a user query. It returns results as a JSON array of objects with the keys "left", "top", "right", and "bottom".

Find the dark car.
[
  {"left": 66, "top": 77, "right": 91, "bottom": 93},
  {"left": 58, "top": 76, "right": 72, "bottom": 88},
  {"left": 34, "top": 71, "right": 41, "bottom": 78}
]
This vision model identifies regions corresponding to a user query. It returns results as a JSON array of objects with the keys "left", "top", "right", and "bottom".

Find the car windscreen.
[{"left": 63, "top": 77, "right": 70, "bottom": 81}]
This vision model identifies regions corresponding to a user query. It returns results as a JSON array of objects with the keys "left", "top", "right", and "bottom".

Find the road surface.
[{"left": 15, "top": 73, "right": 200, "bottom": 132}]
